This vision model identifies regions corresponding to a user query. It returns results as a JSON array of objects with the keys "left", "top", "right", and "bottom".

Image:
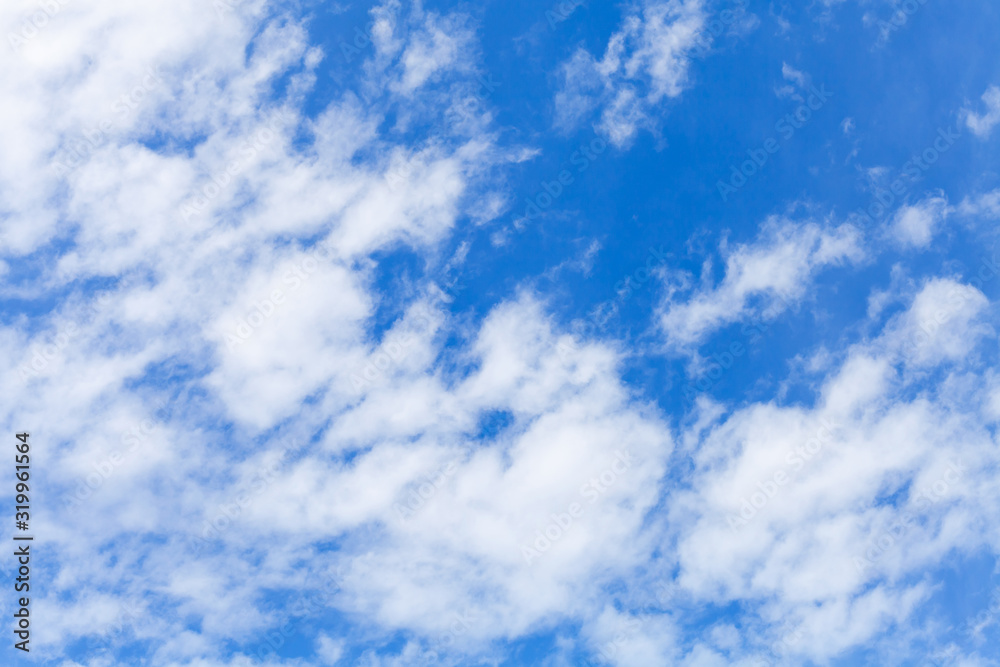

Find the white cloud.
[
  {"left": 0, "top": 2, "right": 682, "bottom": 647},
  {"left": 660, "top": 218, "right": 865, "bottom": 347},
  {"left": 960, "top": 188, "right": 1000, "bottom": 219},
  {"left": 670, "top": 276, "right": 998, "bottom": 662},
  {"left": 395, "top": 12, "right": 472, "bottom": 94},
  {"left": 964, "top": 85, "right": 1000, "bottom": 138},
  {"left": 257, "top": 296, "right": 675, "bottom": 642},
  {"left": 889, "top": 195, "right": 949, "bottom": 248},
  {"left": 0, "top": 0, "right": 522, "bottom": 662},
  {"left": 316, "top": 633, "right": 346, "bottom": 665},
  {"left": 554, "top": 0, "right": 707, "bottom": 146},
  {"left": 3, "top": 1, "right": 998, "bottom": 666},
  {"left": 882, "top": 276, "right": 991, "bottom": 368},
  {"left": 781, "top": 62, "right": 807, "bottom": 88}
]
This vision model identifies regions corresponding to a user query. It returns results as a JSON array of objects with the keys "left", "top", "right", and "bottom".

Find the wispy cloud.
[
  {"left": 553, "top": 0, "right": 708, "bottom": 146},
  {"left": 659, "top": 217, "right": 865, "bottom": 347}
]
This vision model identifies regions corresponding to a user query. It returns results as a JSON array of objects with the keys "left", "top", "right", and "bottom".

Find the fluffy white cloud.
[
  {"left": 249, "top": 297, "right": 673, "bottom": 638},
  {"left": 0, "top": 0, "right": 521, "bottom": 663},
  {"left": 669, "top": 276, "right": 998, "bottom": 662},
  {"left": 3, "top": 1, "right": 998, "bottom": 666},
  {"left": 0, "top": 2, "right": 684, "bottom": 664}
]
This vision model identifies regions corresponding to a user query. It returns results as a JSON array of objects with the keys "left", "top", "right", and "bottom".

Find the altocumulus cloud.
[{"left": 1, "top": 1, "right": 1000, "bottom": 666}]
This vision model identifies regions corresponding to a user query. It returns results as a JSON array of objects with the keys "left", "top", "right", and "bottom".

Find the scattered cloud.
[
  {"left": 964, "top": 85, "right": 1000, "bottom": 138},
  {"left": 553, "top": 0, "right": 707, "bottom": 146},
  {"left": 659, "top": 218, "right": 866, "bottom": 347},
  {"left": 889, "top": 195, "right": 949, "bottom": 249}
]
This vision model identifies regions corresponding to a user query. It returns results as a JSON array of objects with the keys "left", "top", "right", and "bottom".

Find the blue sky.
[{"left": 2, "top": 0, "right": 1000, "bottom": 665}]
